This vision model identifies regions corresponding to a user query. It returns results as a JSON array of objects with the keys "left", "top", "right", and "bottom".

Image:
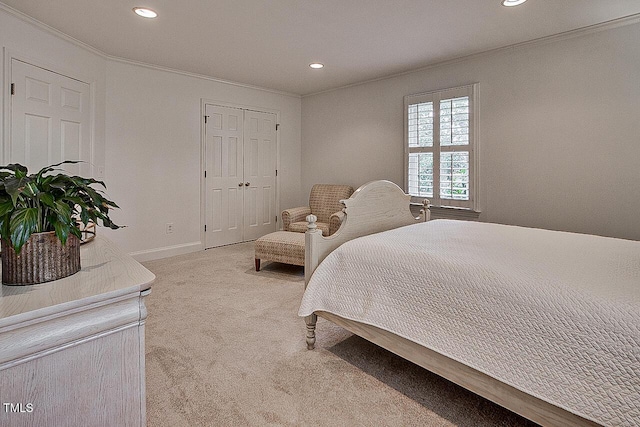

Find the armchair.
[{"left": 282, "top": 184, "right": 354, "bottom": 236}]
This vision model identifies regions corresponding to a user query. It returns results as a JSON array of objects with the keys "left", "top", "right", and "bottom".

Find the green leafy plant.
[{"left": 0, "top": 161, "right": 120, "bottom": 253}]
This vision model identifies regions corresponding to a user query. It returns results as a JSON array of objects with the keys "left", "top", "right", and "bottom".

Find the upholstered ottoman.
[{"left": 254, "top": 231, "right": 305, "bottom": 271}]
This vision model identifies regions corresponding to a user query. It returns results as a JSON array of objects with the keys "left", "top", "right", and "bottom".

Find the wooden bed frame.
[{"left": 302, "top": 180, "right": 598, "bottom": 427}]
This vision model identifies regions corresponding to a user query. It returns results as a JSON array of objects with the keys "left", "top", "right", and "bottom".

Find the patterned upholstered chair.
[{"left": 281, "top": 184, "right": 354, "bottom": 236}]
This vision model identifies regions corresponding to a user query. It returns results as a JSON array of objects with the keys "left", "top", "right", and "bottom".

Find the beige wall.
[{"left": 301, "top": 22, "right": 640, "bottom": 241}]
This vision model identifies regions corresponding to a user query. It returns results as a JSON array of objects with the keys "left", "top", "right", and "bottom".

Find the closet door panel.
[
  {"left": 205, "top": 105, "right": 244, "bottom": 248},
  {"left": 243, "top": 110, "right": 277, "bottom": 241}
]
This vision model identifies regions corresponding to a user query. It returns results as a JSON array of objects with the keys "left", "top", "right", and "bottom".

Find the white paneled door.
[
  {"left": 205, "top": 104, "right": 277, "bottom": 248},
  {"left": 205, "top": 105, "right": 244, "bottom": 247},
  {"left": 10, "top": 59, "right": 91, "bottom": 176},
  {"left": 242, "top": 110, "right": 277, "bottom": 241}
]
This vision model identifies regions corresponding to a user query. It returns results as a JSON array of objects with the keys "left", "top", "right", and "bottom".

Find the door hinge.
[
  {"left": 276, "top": 123, "right": 280, "bottom": 131},
  {"left": 275, "top": 216, "right": 278, "bottom": 223},
  {"left": 205, "top": 224, "right": 207, "bottom": 232},
  {"left": 275, "top": 169, "right": 278, "bottom": 177},
  {"left": 10, "top": 83, "right": 15, "bottom": 96},
  {"left": 204, "top": 115, "right": 209, "bottom": 124},
  {"left": 204, "top": 170, "right": 207, "bottom": 178}
]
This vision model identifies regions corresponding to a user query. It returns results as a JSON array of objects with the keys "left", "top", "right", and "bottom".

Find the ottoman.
[{"left": 254, "top": 231, "right": 305, "bottom": 271}]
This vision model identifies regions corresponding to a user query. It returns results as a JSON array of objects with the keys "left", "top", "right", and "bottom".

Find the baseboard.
[{"left": 129, "top": 241, "right": 203, "bottom": 262}]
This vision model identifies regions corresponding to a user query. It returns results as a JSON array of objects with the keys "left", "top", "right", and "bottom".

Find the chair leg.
[{"left": 255, "top": 258, "right": 260, "bottom": 271}]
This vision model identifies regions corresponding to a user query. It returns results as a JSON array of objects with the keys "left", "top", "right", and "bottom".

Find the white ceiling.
[{"left": 3, "top": 0, "right": 640, "bottom": 96}]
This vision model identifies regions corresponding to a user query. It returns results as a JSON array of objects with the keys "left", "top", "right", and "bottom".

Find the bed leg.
[
  {"left": 305, "top": 313, "right": 317, "bottom": 350},
  {"left": 255, "top": 258, "right": 260, "bottom": 271}
]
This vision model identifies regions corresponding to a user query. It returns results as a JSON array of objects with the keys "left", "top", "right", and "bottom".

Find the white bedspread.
[{"left": 299, "top": 220, "right": 640, "bottom": 426}]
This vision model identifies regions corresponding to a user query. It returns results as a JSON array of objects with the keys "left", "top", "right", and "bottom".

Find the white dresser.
[{"left": 0, "top": 237, "right": 155, "bottom": 427}]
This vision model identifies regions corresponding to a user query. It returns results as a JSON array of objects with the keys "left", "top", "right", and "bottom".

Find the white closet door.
[
  {"left": 10, "top": 59, "right": 91, "bottom": 176},
  {"left": 242, "top": 110, "right": 277, "bottom": 241},
  {"left": 205, "top": 104, "right": 244, "bottom": 248}
]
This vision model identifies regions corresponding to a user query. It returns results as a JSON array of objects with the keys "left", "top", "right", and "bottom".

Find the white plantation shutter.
[{"left": 405, "top": 84, "right": 477, "bottom": 210}]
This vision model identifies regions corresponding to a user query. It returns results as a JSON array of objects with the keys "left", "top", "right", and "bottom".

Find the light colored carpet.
[{"left": 142, "top": 242, "right": 536, "bottom": 427}]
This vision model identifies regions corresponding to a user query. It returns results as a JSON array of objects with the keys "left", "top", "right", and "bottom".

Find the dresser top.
[{"left": 0, "top": 236, "right": 155, "bottom": 326}]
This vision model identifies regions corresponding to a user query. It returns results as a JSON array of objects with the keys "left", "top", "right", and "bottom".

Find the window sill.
[{"left": 410, "top": 203, "right": 481, "bottom": 221}]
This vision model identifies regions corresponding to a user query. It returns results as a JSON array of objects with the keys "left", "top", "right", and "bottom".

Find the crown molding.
[
  {"left": 0, "top": 2, "right": 301, "bottom": 99},
  {"left": 302, "top": 13, "right": 640, "bottom": 98},
  {"left": 0, "top": 2, "right": 106, "bottom": 58},
  {"left": 105, "top": 56, "right": 300, "bottom": 98}
]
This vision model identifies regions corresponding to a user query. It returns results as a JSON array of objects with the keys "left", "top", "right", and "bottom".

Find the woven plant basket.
[{"left": 1, "top": 232, "right": 81, "bottom": 285}]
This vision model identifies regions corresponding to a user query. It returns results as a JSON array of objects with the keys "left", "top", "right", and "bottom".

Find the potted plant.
[{"left": 0, "top": 161, "right": 120, "bottom": 285}]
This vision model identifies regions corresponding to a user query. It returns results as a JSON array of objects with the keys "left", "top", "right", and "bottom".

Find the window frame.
[{"left": 404, "top": 83, "right": 479, "bottom": 211}]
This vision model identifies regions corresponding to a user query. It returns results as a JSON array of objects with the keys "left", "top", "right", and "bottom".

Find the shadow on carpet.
[{"left": 327, "top": 330, "right": 539, "bottom": 426}]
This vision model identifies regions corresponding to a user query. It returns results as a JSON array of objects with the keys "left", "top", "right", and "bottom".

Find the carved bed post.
[
  {"left": 421, "top": 199, "right": 431, "bottom": 222},
  {"left": 304, "top": 214, "right": 321, "bottom": 350},
  {"left": 305, "top": 313, "right": 318, "bottom": 350}
]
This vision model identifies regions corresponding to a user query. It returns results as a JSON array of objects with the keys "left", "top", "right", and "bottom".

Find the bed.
[{"left": 298, "top": 180, "right": 639, "bottom": 427}]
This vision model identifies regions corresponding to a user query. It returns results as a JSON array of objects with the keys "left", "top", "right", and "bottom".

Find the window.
[{"left": 405, "top": 84, "right": 478, "bottom": 210}]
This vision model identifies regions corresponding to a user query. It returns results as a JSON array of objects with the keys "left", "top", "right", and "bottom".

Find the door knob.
[
  {"left": 245, "top": 182, "right": 250, "bottom": 186},
  {"left": 238, "top": 182, "right": 243, "bottom": 187}
]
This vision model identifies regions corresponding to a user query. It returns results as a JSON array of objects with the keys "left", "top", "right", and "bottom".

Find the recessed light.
[
  {"left": 309, "top": 63, "right": 324, "bottom": 69},
  {"left": 502, "top": 0, "right": 527, "bottom": 6},
  {"left": 133, "top": 7, "right": 158, "bottom": 18}
]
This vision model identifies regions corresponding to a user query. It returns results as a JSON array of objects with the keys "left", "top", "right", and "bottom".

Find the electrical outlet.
[{"left": 166, "top": 223, "right": 174, "bottom": 234}]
